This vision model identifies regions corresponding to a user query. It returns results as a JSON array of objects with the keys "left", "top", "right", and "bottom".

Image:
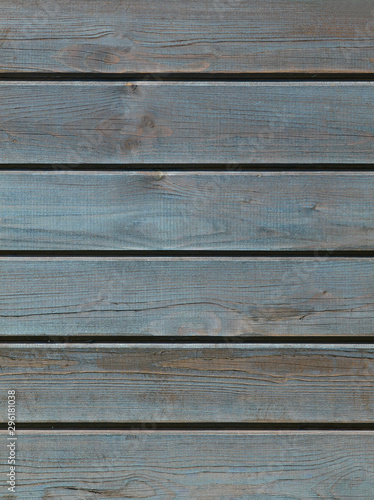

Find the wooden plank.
[
  {"left": 1, "top": 0, "right": 373, "bottom": 74},
  {"left": 0, "top": 82, "right": 373, "bottom": 164},
  {"left": 1, "top": 344, "right": 373, "bottom": 422},
  {"left": 2, "top": 171, "right": 374, "bottom": 251},
  {"left": 1, "top": 258, "right": 374, "bottom": 337},
  {"left": 1, "top": 431, "right": 373, "bottom": 498}
]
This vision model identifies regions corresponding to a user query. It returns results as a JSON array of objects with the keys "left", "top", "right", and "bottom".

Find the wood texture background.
[
  {"left": 1, "top": 431, "right": 373, "bottom": 499},
  {"left": 1, "top": 258, "right": 373, "bottom": 337},
  {"left": 1, "top": 344, "right": 373, "bottom": 423},
  {"left": 1, "top": 0, "right": 373, "bottom": 495},
  {"left": 0, "top": 82, "right": 373, "bottom": 164},
  {"left": 1, "top": 171, "right": 374, "bottom": 250},
  {"left": 1, "top": 0, "right": 373, "bottom": 73}
]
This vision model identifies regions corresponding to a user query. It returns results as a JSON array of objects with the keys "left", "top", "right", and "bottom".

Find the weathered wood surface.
[
  {"left": 1, "top": 344, "right": 374, "bottom": 422},
  {"left": 1, "top": 431, "right": 373, "bottom": 499},
  {"left": 2, "top": 171, "right": 374, "bottom": 251},
  {"left": 0, "top": 82, "right": 373, "bottom": 164},
  {"left": 1, "top": 0, "right": 373, "bottom": 74},
  {"left": 1, "top": 258, "right": 374, "bottom": 337}
]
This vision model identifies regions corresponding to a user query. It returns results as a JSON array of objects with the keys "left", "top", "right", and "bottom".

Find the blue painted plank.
[
  {"left": 1, "top": 258, "right": 373, "bottom": 337},
  {"left": 0, "top": 0, "right": 373, "bottom": 73},
  {"left": 1, "top": 171, "right": 374, "bottom": 250},
  {"left": 1, "top": 344, "right": 374, "bottom": 422},
  {"left": 0, "top": 82, "right": 373, "bottom": 163},
  {"left": 1, "top": 431, "right": 373, "bottom": 498}
]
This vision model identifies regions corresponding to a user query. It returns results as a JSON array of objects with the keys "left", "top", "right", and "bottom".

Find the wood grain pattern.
[
  {"left": 2, "top": 171, "right": 374, "bottom": 251},
  {"left": 1, "top": 431, "right": 373, "bottom": 499},
  {"left": 1, "top": 0, "right": 373, "bottom": 74},
  {"left": 0, "top": 82, "right": 373, "bottom": 164},
  {"left": 1, "top": 344, "right": 374, "bottom": 423},
  {"left": 1, "top": 258, "right": 374, "bottom": 337}
]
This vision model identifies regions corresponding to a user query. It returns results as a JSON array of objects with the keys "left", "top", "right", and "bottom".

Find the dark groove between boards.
[
  {"left": 0, "top": 336, "right": 373, "bottom": 344},
  {"left": 4, "top": 423, "right": 374, "bottom": 431},
  {"left": 1, "top": 164, "right": 374, "bottom": 171},
  {"left": 0, "top": 73, "right": 374, "bottom": 82},
  {"left": 0, "top": 250, "right": 373, "bottom": 258}
]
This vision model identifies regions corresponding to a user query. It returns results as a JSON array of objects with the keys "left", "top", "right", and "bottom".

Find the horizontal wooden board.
[
  {"left": 1, "top": 0, "right": 373, "bottom": 74},
  {"left": 0, "top": 82, "right": 373, "bottom": 163},
  {"left": 2, "top": 171, "right": 374, "bottom": 251},
  {"left": 1, "top": 258, "right": 374, "bottom": 337},
  {"left": 1, "top": 344, "right": 374, "bottom": 423},
  {"left": 1, "top": 431, "right": 373, "bottom": 498}
]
